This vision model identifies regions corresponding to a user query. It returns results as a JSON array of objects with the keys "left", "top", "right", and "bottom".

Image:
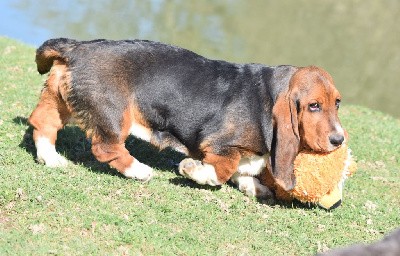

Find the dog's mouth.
[{"left": 302, "top": 141, "right": 341, "bottom": 154}]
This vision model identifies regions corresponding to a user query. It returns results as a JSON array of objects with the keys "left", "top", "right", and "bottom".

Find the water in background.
[{"left": 1, "top": 0, "right": 399, "bottom": 118}]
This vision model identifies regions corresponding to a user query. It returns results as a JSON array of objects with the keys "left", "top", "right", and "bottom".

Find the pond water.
[{"left": 1, "top": 0, "right": 399, "bottom": 118}]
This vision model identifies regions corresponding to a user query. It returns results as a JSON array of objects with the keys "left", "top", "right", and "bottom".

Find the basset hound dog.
[{"left": 29, "top": 38, "right": 344, "bottom": 197}]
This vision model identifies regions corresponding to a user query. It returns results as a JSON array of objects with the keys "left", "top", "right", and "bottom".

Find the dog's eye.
[
  {"left": 309, "top": 102, "right": 321, "bottom": 112},
  {"left": 335, "top": 99, "right": 341, "bottom": 109}
]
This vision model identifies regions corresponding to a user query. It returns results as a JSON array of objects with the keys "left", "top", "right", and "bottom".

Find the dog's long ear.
[{"left": 271, "top": 90, "right": 300, "bottom": 191}]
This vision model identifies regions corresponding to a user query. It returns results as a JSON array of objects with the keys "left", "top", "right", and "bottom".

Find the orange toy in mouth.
[{"left": 261, "top": 143, "right": 357, "bottom": 210}]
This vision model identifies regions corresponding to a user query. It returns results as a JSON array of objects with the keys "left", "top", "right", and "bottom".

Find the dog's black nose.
[{"left": 329, "top": 133, "right": 344, "bottom": 147}]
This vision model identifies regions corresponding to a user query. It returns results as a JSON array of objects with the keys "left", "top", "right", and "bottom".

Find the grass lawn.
[{"left": 0, "top": 37, "right": 399, "bottom": 255}]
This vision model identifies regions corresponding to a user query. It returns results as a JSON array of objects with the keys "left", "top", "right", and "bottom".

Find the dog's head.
[
  {"left": 291, "top": 66, "right": 344, "bottom": 152},
  {"left": 272, "top": 66, "right": 344, "bottom": 191}
]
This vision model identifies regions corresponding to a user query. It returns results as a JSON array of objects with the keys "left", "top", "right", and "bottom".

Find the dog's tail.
[{"left": 35, "top": 38, "right": 77, "bottom": 74}]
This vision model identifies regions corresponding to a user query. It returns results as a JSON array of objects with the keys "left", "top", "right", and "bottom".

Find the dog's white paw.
[
  {"left": 231, "top": 173, "right": 273, "bottom": 199},
  {"left": 179, "top": 158, "right": 221, "bottom": 186},
  {"left": 37, "top": 152, "right": 68, "bottom": 167},
  {"left": 36, "top": 136, "right": 68, "bottom": 167},
  {"left": 123, "top": 159, "right": 154, "bottom": 182}
]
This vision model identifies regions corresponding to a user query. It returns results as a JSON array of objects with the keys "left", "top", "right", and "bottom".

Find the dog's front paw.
[
  {"left": 178, "top": 158, "right": 221, "bottom": 186},
  {"left": 178, "top": 158, "right": 202, "bottom": 177},
  {"left": 231, "top": 174, "right": 273, "bottom": 199},
  {"left": 36, "top": 137, "right": 68, "bottom": 168},
  {"left": 37, "top": 151, "right": 68, "bottom": 168}
]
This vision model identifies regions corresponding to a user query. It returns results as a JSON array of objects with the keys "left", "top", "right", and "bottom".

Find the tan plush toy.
[{"left": 260, "top": 143, "right": 357, "bottom": 210}]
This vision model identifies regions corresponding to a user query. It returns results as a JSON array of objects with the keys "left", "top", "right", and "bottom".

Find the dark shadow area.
[
  {"left": 266, "top": 197, "right": 337, "bottom": 211},
  {"left": 168, "top": 176, "right": 221, "bottom": 192},
  {"left": 257, "top": 197, "right": 323, "bottom": 210},
  {"left": 282, "top": 199, "right": 320, "bottom": 210},
  {"left": 16, "top": 116, "right": 220, "bottom": 194},
  {"left": 15, "top": 116, "right": 36, "bottom": 158},
  {"left": 15, "top": 116, "right": 185, "bottom": 179}
]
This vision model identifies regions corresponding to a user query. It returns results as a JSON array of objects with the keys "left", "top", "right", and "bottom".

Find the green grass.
[{"left": 0, "top": 37, "right": 399, "bottom": 255}]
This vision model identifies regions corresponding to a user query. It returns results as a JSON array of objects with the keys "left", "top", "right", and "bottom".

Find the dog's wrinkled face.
[{"left": 291, "top": 67, "right": 344, "bottom": 152}]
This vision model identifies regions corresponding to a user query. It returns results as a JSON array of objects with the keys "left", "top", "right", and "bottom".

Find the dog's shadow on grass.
[
  {"left": 168, "top": 176, "right": 222, "bottom": 191},
  {"left": 16, "top": 116, "right": 223, "bottom": 192},
  {"left": 15, "top": 116, "right": 186, "bottom": 179}
]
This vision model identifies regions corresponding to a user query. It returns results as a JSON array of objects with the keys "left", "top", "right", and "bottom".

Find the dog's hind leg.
[
  {"left": 91, "top": 139, "right": 153, "bottom": 182},
  {"left": 28, "top": 83, "right": 71, "bottom": 167},
  {"left": 90, "top": 108, "right": 153, "bottom": 182}
]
